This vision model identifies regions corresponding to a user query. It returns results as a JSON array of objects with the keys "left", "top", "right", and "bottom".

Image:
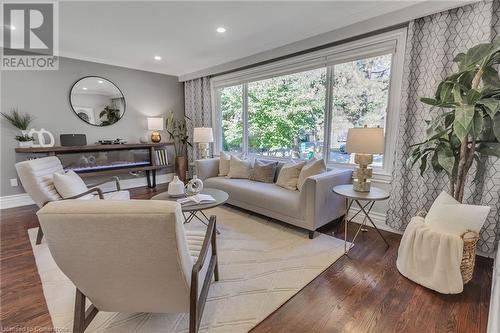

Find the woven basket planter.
[{"left": 460, "top": 230, "right": 480, "bottom": 284}]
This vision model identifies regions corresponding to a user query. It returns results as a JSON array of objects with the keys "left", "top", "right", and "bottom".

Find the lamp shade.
[
  {"left": 147, "top": 117, "right": 164, "bottom": 131},
  {"left": 193, "top": 127, "right": 214, "bottom": 143},
  {"left": 345, "top": 127, "right": 384, "bottom": 154}
]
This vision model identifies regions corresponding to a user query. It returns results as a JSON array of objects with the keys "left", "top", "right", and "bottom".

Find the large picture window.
[{"left": 212, "top": 29, "right": 405, "bottom": 176}]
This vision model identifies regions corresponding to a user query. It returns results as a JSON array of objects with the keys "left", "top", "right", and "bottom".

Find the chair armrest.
[
  {"left": 192, "top": 215, "right": 216, "bottom": 275},
  {"left": 301, "top": 168, "right": 352, "bottom": 230},
  {"left": 195, "top": 158, "right": 219, "bottom": 180},
  {"left": 65, "top": 187, "right": 104, "bottom": 200},
  {"left": 87, "top": 176, "right": 121, "bottom": 191}
]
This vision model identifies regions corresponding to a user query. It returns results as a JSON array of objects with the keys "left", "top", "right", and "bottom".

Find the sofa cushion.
[
  {"left": 227, "top": 155, "right": 252, "bottom": 179},
  {"left": 276, "top": 161, "right": 306, "bottom": 190},
  {"left": 251, "top": 159, "right": 277, "bottom": 183},
  {"left": 219, "top": 151, "right": 242, "bottom": 176},
  {"left": 297, "top": 159, "right": 326, "bottom": 191},
  {"left": 204, "top": 177, "right": 302, "bottom": 218}
]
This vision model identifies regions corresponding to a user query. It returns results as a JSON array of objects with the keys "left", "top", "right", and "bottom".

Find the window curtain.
[
  {"left": 387, "top": 0, "right": 500, "bottom": 255},
  {"left": 184, "top": 77, "right": 212, "bottom": 168}
]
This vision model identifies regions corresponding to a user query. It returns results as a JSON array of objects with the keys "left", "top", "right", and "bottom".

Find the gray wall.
[{"left": 1, "top": 56, "right": 184, "bottom": 197}]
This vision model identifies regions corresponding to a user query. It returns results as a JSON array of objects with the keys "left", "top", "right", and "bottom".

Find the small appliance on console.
[
  {"left": 97, "top": 138, "right": 127, "bottom": 145},
  {"left": 60, "top": 134, "right": 87, "bottom": 146}
]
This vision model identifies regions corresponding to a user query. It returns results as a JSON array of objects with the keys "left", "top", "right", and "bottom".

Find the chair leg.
[
  {"left": 36, "top": 227, "right": 44, "bottom": 245},
  {"left": 212, "top": 222, "right": 219, "bottom": 282},
  {"left": 73, "top": 289, "right": 86, "bottom": 333},
  {"left": 309, "top": 230, "right": 315, "bottom": 239},
  {"left": 73, "top": 289, "right": 99, "bottom": 333}
]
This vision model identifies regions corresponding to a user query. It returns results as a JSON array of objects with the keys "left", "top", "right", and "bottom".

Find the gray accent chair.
[
  {"left": 15, "top": 156, "right": 130, "bottom": 244},
  {"left": 37, "top": 200, "right": 218, "bottom": 333},
  {"left": 195, "top": 158, "right": 352, "bottom": 238}
]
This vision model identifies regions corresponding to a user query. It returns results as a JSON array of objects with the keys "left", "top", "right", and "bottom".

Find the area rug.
[{"left": 29, "top": 205, "right": 346, "bottom": 332}]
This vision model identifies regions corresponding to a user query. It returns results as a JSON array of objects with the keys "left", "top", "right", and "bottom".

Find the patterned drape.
[
  {"left": 184, "top": 77, "right": 212, "bottom": 167},
  {"left": 387, "top": 0, "right": 500, "bottom": 255}
]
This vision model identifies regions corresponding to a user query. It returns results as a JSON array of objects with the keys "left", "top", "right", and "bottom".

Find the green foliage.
[
  {"left": 220, "top": 55, "right": 391, "bottom": 157},
  {"left": 166, "top": 112, "right": 192, "bottom": 157},
  {"left": 15, "top": 134, "right": 34, "bottom": 142},
  {"left": 1, "top": 108, "right": 33, "bottom": 130},
  {"left": 99, "top": 105, "right": 121, "bottom": 126},
  {"left": 409, "top": 38, "right": 500, "bottom": 201}
]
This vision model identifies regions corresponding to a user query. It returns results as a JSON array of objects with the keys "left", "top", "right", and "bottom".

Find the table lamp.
[
  {"left": 346, "top": 126, "right": 384, "bottom": 192},
  {"left": 147, "top": 117, "right": 164, "bottom": 143},
  {"left": 193, "top": 127, "right": 214, "bottom": 159}
]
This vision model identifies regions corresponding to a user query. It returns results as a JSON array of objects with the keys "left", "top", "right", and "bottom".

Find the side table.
[{"left": 333, "top": 184, "right": 390, "bottom": 254}]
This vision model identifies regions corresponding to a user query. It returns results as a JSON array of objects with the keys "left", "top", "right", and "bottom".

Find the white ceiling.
[{"left": 56, "top": 1, "right": 468, "bottom": 78}]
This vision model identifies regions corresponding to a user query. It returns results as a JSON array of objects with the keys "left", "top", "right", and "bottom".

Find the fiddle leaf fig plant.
[{"left": 409, "top": 37, "right": 500, "bottom": 203}]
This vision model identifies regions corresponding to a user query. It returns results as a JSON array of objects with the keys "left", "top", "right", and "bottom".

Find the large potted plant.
[
  {"left": 166, "top": 112, "right": 192, "bottom": 182},
  {"left": 1, "top": 109, "right": 34, "bottom": 147},
  {"left": 409, "top": 38, "right": 500, "bottom": 203}
]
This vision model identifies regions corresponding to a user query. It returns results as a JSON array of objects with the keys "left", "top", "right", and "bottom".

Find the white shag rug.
[{"left": 29, "top": 205, "right": 346, "bottom": 332}]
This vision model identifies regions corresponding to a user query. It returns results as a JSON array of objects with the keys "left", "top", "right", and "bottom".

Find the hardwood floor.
[{"left": 0, "top": 184, "right": 493, "bottom": 333}]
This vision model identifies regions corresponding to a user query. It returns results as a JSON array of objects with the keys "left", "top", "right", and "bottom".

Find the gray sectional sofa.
[{"left": 195, "top": 158, "right": 352, "bottom": 238}]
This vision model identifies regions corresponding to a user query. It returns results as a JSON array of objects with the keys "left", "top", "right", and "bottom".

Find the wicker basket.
[{"left": 460, "top": 230, "right": 480, "bottom": 284}]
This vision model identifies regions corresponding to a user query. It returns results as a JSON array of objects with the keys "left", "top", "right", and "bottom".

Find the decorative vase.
[
  {"left": 185, "top": 175, "right": 203, "bottom": 196},
  {"left": 168, "top": 175, "right": 185, "bottom": 197},
  {"left": 175, "top": 156, "right": 188, "bottom": 182}
]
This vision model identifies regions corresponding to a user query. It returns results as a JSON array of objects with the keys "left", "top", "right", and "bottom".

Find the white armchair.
[
  {"left": 36, "top": 199, "right": 218, "bottom": 333},
  {"left": 15, "top": 156, "right": 130, "bottom": 244}
]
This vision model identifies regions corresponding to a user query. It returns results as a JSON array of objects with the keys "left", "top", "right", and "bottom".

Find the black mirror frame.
[{"left": 69, "top": 76, "right": 126, "bottom": 127}]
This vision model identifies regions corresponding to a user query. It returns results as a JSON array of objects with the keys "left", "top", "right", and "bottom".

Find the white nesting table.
[{"left": 333, "top": 184, "right": 390, "bottom": 254}]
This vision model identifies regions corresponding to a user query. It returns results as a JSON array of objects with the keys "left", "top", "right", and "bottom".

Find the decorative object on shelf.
[
  {"left": 69, "top": 76, "right": 126, "bottom": 127},
  {"left": 168, "top": 175, "right": 185, "bottom": 197},
  {"left": 15, "top": 134, "right": 34, "bottom": 148},
  {"left": 97, "top": 138, "right": 127, "bottom": 145},
  {"left": 28, "top": 128, "right": 55, "bottom": 147},
  {"left": 147, "top": 117, "right": 164, "bottom": 143},
  {"left": 185, "top": 175, "right": 203, "bottom": 196},
  {"left": 139, "top": 134, "right": 149, "bottom": 144},
  {"left": 1, "top": 108, "right": 35, "bottom": 147},
  {"left": 155, "top": 148, "right": 168, "bottom": 166},
  {"left": 193, "top": 127, "right": 214, "bottom": 159},
  {"left": 346, "top": 126, "right": 384, "bottom": 192},
  {"left": 60, "top": 134, "right": 87, "bottom": 146},
  {"left": 408, "top": 39, "right": 500, "bottom": 203},
  {"left": 166, "top": 112, "right": 192, "bottom": 182}
]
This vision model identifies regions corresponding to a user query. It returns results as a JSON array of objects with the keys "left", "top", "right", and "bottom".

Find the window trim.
[{"left": 211, "top": 28, "right": 407, "bottom": 182}]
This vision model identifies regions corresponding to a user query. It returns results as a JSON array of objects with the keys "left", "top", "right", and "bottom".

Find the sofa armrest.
[
  {"left": 195, "top": 158, "right": 220, "bottom": 180},
  {"left": 301, "top": 168, "right": 352, "bottom": 230}
]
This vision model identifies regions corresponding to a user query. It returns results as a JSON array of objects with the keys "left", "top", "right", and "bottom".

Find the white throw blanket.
[{"left": 396, "top": 216, "right": 464, "bottom": 294}]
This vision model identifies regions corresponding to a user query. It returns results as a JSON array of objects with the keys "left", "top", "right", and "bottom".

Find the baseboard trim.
[
  {"left": 0, "top": 174, "right": 173, "bottom": 210},
  {"left": 347, "top": 208, "right": 402, "bottom": 235}
]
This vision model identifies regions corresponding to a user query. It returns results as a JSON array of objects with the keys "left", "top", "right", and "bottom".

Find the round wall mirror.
[{"left": 69, "top": 76, "right": 126, "bottom": 126}]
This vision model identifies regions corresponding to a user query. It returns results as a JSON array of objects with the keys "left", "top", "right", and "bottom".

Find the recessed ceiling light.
[
  {"left": 98, "top": 80, "right": 103, "bottom": 84},
  {"left": 82, "top": 87, "right": 88, "bottom": 90},
  {"left": 154, "top": 55, "right": 162, "bottom": 61},
  {"left": 216, "top": 27, "right": 226, "bottom": 33}
]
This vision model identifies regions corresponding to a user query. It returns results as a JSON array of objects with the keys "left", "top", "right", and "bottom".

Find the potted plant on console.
[
  {"left": 166, "top": 112, "right": 192, "bottom": 182},
  {"left": 1, "top": 108, "right": 34, "bottom": 148}
]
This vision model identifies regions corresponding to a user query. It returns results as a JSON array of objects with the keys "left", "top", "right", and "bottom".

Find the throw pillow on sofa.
[
  {"left": 276, "top": 161, "right": 306, "bottom": 190},
  {"left": 251, "top": 159, "right": 277, "bottom": 183},
  {"left": 297, "top": 158, "right": 326, "bottom": 191},
  {"left": 227, "top": 155, "right": 252, "bottom": 179},
  {"left": 53, "top": 169, "right": 90, "bottom": 199},
  {"left": 425, "top": 191, "right": 490, "bottom": 236},
  {"left": 219, "top": 151, "right": 243, "bottom": 176}
]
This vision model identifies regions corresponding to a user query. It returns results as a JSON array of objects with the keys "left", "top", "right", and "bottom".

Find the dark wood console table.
[{"left": 15, "top": 143, "right": 173, "bottom": 188}]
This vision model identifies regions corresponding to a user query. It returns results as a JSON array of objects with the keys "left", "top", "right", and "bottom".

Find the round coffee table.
[{"left": 152, "top": 188, "right": 228, "bottom": 233}]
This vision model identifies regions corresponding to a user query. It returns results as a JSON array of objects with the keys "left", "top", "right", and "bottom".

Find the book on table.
[{"left": 177, "top": 194, "right": 216, "bottom": 206}]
